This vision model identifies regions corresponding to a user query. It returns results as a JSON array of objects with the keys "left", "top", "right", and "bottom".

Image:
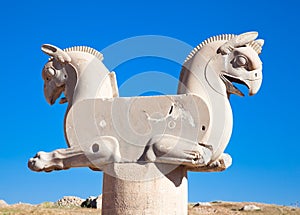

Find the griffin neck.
[
  {"left": 178, "top": 43, "right": 233, "bottom": 161},
  {"left": 64, "top": 51, "right": 115, "bottom": 109}
]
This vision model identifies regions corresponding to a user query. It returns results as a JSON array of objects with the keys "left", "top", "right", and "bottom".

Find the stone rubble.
[
  {"left": 240, "top": 204, "right": 261, "bottom": 211},
  {"left": 54, "top": 195, "right": 102, "bottom": 209},
  {"left": 193, "top": 202, "right": 212, "bottom": 207},
  {"left": 56, "top": 196, "right": 84, "bottom": 207},
  {"left": 0, "top": 200, "right": 8, "bottom": 207}
]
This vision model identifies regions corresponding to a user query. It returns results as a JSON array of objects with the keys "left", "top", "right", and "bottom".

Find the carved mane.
[
  {"left": 185, "top": 34, "right": 263, "bottom": 63},
  {"left": 63, "top": 46, "right": 104, "bottom": 61}
]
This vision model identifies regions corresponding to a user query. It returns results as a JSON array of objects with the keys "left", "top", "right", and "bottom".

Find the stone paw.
[{"left": 28, "top": 151, "right": 63, "bottom": 172}]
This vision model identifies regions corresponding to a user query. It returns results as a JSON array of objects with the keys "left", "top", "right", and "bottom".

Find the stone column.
[{"left": 102, "top": 163, "right": 188, "bottom": 215}]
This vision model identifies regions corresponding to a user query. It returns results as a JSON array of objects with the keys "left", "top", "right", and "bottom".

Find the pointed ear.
[
  {"left": 41, "top": 44, "right": 71, "bottom": 63},
  {"left": 255, "top": 39, "right": 264, "bottom": 47}
]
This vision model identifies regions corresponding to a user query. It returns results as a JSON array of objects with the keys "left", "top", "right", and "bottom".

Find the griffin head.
[
  {"left": 41, "top": 44, "right": 71, "bottom": 105},
  {"left": 217, "top": 32, "right": 264, "bottom": 97}
]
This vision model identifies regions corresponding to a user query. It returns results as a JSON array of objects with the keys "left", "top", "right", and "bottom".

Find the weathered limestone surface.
[{"left": 102, "top": 164, "right": 187, "bottom": 215}]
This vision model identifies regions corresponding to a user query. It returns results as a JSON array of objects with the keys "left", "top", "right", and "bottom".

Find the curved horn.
[
  {"left": 218, "top": 32, "right": 259, "bottom": 55},
  {"left": 41, "top": 44, "right": 71, "bottom": 63}
]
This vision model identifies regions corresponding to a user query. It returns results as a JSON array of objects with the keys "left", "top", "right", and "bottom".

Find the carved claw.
[
  {"left": 184, "top": 150, "right": 205, "bottom": 165},
  {"left": 188, "top": 153, "right": 232, "bottom": 172}
]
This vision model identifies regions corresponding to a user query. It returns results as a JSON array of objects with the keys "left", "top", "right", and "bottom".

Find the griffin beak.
[
  {"left": 46, "top": 97, "right": 55, "bottom": 105},
  {"left": 221, "top": 74, "right": 262, "bottom": 97},
  {"left": 245, "top": 78, "right": 262, "bottom": 96},
  {"left": 44, "top": 84, "right": 64, "bottom": 105}
]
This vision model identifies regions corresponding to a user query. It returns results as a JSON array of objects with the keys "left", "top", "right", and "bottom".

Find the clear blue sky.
[{"left": 0, "top": 0, "right": 299, "bottom": 206}]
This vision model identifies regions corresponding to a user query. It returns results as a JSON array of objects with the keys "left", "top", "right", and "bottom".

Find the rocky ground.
[
  {"left": 0, "top": 198, "right": 299, "bottom": 215},
  {"left": 189, "top": 201, "right": 300, "bottom": 215}
]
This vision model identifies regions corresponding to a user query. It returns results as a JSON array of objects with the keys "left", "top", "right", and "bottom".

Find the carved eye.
[
  {"left": 235, "top": 55, "right": 248, "bottom": 67},
  {"left": 47, "top": 67, "right": 56, "bottom": 76}
]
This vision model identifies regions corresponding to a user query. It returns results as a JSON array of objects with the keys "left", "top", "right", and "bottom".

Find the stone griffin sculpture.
[{"left": 28, "top": 32, "right": 263, "bottom": 173}]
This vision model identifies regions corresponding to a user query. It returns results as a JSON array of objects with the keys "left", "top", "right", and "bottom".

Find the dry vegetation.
[
  {"left": 0, "top": 202, "right": 100, "bottom": 215},
  {"left": 0, "top": 201, "right": 299, "bottom": 215}
]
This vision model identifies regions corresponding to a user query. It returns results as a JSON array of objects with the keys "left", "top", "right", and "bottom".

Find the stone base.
[{"left": 102, "top": 163, "right": 187, "bottom": 215}]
